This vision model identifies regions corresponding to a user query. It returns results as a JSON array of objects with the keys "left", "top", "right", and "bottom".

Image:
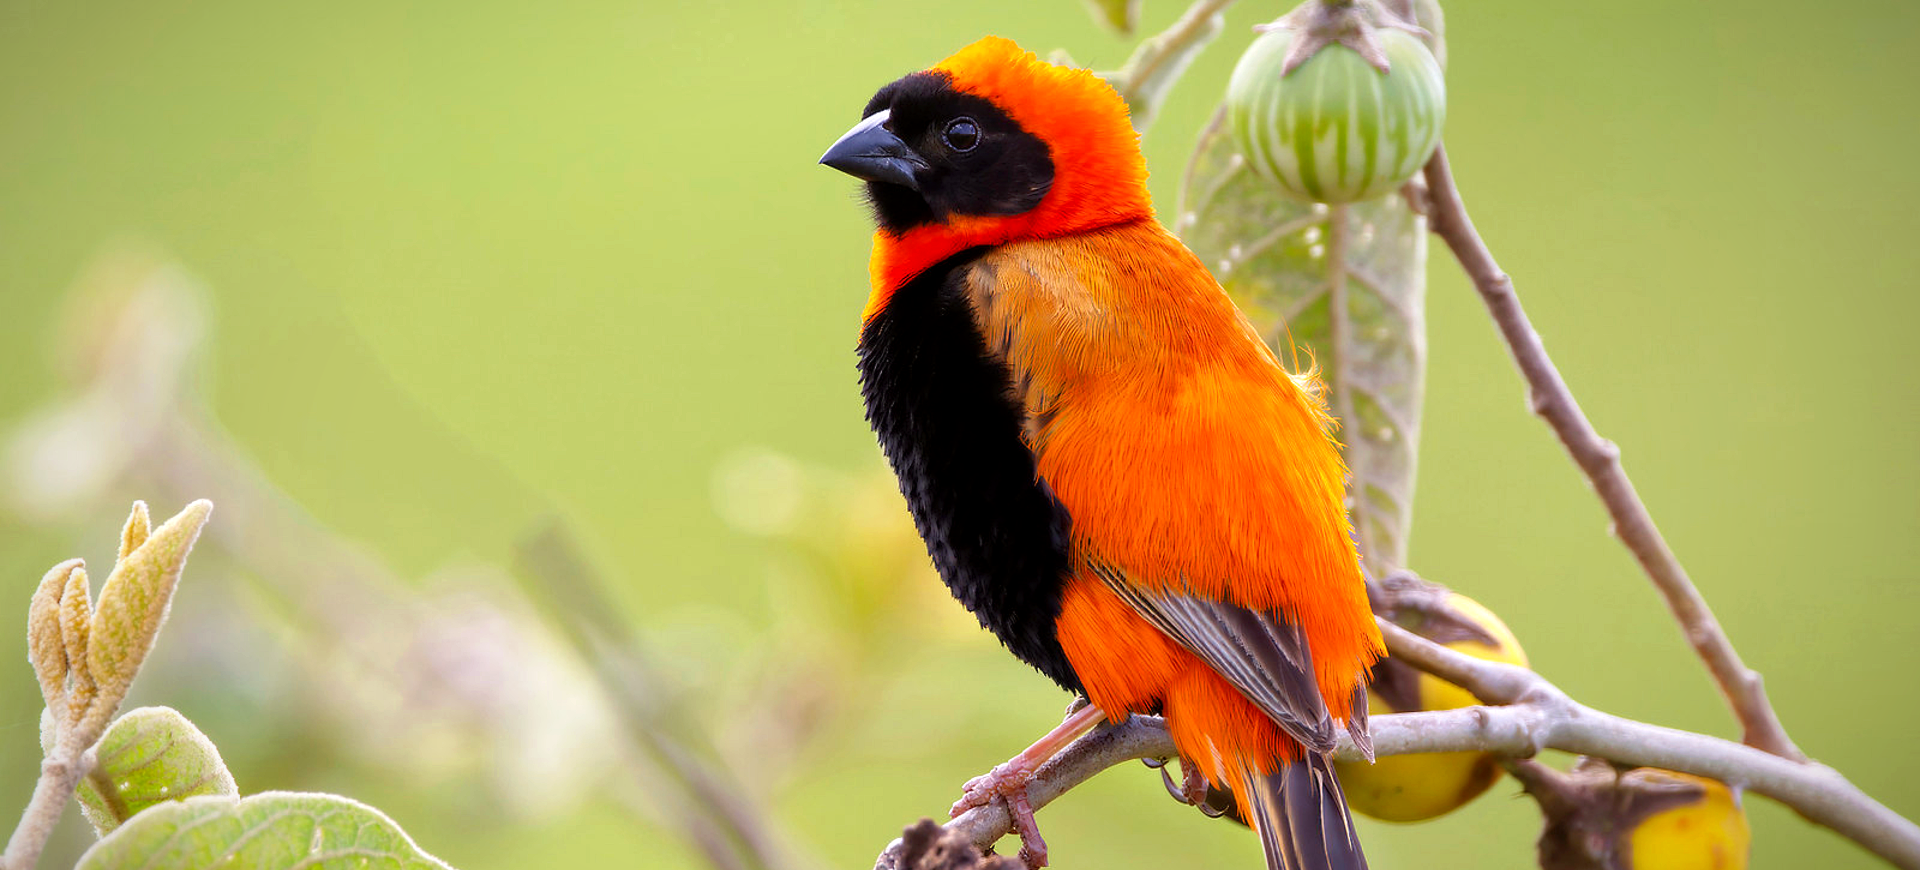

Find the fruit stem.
[{"left": 1260, "top": 0, "right": 1426, "bottom": 74}]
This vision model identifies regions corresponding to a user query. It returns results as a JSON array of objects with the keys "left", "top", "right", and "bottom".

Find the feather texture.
[{"left": 842, "top": 37, "right": 1383, "bottom": 870}]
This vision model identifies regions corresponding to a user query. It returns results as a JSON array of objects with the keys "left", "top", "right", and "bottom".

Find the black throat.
[{"left": 856, "top": 250, "right": 1079, "bottom": 693}]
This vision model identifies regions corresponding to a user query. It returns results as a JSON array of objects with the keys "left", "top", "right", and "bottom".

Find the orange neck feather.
[{"left": 865, "top": 37, "right": 1154, "bottom": 322}]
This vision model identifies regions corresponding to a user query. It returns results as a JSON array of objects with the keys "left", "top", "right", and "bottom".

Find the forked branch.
[{"left": 872, "top": 619, "right": 1920, "bottom": 870}]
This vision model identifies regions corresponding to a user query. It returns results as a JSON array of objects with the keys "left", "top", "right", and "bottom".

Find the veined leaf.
[
  {"left": 77, "top": 791, "right": 454, "bottom": 870},
  {"left": 1177, "top": 110, "right": 1427, "bottom": 572},
  {"left": 77, "top": 706, "right": 238, "bottom": 835}
]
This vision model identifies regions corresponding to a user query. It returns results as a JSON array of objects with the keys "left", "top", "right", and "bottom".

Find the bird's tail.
[{"left": 1234, "top": 754, "right": 1368, "bottom": 870}]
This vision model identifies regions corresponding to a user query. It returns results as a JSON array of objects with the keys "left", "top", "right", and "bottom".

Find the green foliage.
[
  {"left": 75, "top": 706, "right": 238, "bottom": 835},
  {"left": 12, "top": 503, "right": 453, "bottom": 870},
  {"left": 1081, "top": 0, "right": 1141, "bottom": 33},
  {"left": 1178, "top": 115, "right": 1427, "bottom": 570},
  {"left": 76, "top": 792, "right": 455, "bottom": 870},
  {"left": 1109, "top": 1, "right": 1231, "bottom": 132}
]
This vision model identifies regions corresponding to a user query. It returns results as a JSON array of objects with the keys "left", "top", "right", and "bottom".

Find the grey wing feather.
[
  {"left": 1243, "top": 755, "right": 1369, "bottom": 870},
  {"left": 1346, "top": 680, "right": 1373, "bottom": 762},
  {"left": 1091, "top": 562, "right": 1338, "bottom": 754}
]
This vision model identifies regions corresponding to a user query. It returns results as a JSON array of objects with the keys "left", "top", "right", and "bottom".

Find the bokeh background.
[{"left": 2, "top": 1, "right": 1916, "bottom": 868}]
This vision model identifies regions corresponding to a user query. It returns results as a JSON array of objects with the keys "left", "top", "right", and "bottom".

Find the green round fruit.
[{"left": 1227, "top": 25, "right": 1446, "bottom": 204}]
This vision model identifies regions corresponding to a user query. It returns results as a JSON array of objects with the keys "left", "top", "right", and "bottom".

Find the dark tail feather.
[{"left": 1236, "top": 755, "right": 1368, "bottom": 870}]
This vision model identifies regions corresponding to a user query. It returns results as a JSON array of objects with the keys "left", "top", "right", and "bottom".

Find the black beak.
[{"left": 819, "top": 110, "right": 925, "bottom": 192}]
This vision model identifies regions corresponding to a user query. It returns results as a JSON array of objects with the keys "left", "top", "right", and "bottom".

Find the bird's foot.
[
  {"left": 1150, "top": 757, "right": 1230, "bottom": 818},
  {"left": 949, "top": 703, "right": 1105, "bottom": 869},
  {"left": 953, "top": 757, "right": 1047, "bottom": 869},
  {"left": 1176, "top": 759, "right": 1211, "bottom": 807}
]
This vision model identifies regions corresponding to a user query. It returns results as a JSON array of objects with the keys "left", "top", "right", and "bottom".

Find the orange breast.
[{"left": 966, "top": 220, "right": 1381, "bottom": 749}]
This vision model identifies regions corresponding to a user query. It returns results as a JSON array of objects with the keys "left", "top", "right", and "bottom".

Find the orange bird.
[{"left": 820, "top": 37, "right": 1383, "bottom": 870}]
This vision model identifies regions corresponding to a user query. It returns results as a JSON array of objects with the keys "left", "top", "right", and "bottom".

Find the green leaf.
[
  {"left": 1177, "top": 110, "right": 1428, "bottom": 572},
  {"left": 76, "top": 792, "right": 456, "bottom": 870},
  {"left": 77, "top": 706, "right": 237, "bottom": 835},
  {"left": 1081, "top": 0, "right": 1141, "bottom": 33}
]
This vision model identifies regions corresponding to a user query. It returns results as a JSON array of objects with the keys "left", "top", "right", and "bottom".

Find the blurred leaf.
[
  {"left": 76, "top": 791, "right": 454, "bottom": 870},
  {"left": 1111, "top": 0, "right": 1228, "bottom": 132},
  {"left": 77, "top": 706, "right": 238, "bottom": 836},
  {"left": 1082, "top": 0, "right": 1141, "bottom": 33},
  {"left": 1177, "top": 114, "right": 1428, "bottom": 571}
]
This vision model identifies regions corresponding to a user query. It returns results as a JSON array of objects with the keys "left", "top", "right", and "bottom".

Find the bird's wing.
[{"left": 1089, "top": 560, "right": 1340, "bottom": 754}]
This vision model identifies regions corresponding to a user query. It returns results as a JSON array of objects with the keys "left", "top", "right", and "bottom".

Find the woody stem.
[{"left": 1420, "top": 145, "right": 1802, "bottom": 761}]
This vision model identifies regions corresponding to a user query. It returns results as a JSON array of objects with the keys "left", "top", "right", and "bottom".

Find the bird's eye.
[{"left": 943, "top": 117, "right": 980, "bottom": 152}]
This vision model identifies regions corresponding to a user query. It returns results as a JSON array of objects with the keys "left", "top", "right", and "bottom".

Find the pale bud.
[
  {"left": 27, "top": 559, "right": 82, "bottom": 713},
  {"left": 82, "top": 500, "right": 211, "bottom": 733}
]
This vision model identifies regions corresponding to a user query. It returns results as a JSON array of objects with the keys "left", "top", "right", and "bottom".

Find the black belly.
[{"left": 856, "top": 249, "right": 1080, "bottom": 694}]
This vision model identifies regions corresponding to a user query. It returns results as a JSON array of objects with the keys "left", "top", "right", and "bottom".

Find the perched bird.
[{"left": 820, "top": 37, "right": 1383, "bottom": 870}]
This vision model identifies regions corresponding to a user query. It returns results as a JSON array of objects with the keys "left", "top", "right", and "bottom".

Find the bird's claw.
[
  {"left": 1158, "top": 759, "right": 1207, "bottom": 806},
  {"left": 953, "top": 758, "right": 1048, "bottom": 868},
  {"left": 1150, "top": 757, "right": 1231, "bottom": 818}
]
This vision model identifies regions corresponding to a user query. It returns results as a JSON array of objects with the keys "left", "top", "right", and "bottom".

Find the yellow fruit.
[
  {"left": 1625, "top": 770, "right": 1751, "bottom": 870},
  {"left": 1336, "top": 590, "right": 1528, "bottom": 822},
  {"left": 1517, "top": 758, "right": 1751, "bottom": 870}
]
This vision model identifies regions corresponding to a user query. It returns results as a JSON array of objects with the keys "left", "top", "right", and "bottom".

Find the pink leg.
[{"left": 951, "top": 703, "right": 1107, "bottom": 868}]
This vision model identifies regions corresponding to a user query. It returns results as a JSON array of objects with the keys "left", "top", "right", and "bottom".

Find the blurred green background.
[{"left": 1, "top": 0, "right": 1916, "bottom": 868}]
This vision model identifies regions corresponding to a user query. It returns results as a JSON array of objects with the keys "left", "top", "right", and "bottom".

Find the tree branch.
[
  {"left": 2, "top": 748, "right": 93, "bottom": 870},
  {"left": 1420, "top": 146, "right": 1803, "bottom": 761},
  {"left": 871, "top": 716, "right": 1174, "bottom": 870},
  {"left": 1377, "top": 621, "right": 1918, "bottom": 868},
  {"left": 873, "top": 619, "right": 1920, "bottom": 870}
]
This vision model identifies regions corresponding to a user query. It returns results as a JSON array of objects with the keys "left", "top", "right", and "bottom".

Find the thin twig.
[
  {"left": 1110, "top": 0, "right": 1241, "bottom": 131},
  {"left": 1420, "top": 146, "right": 1803, "bottom": 760},
  {"left": 1324, "top": 203, "right": 1363, "bottom": 548},
  {"left": 514, "top": 523, "right": 791, "bottom": 870},
  {"left": 873, "top": 618, "right": 1920, "bottom": 870}
]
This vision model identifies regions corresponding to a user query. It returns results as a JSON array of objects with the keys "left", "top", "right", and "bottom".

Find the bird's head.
[{"left": 821, "top": 37, "right": 1153, "bottom": 296}]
